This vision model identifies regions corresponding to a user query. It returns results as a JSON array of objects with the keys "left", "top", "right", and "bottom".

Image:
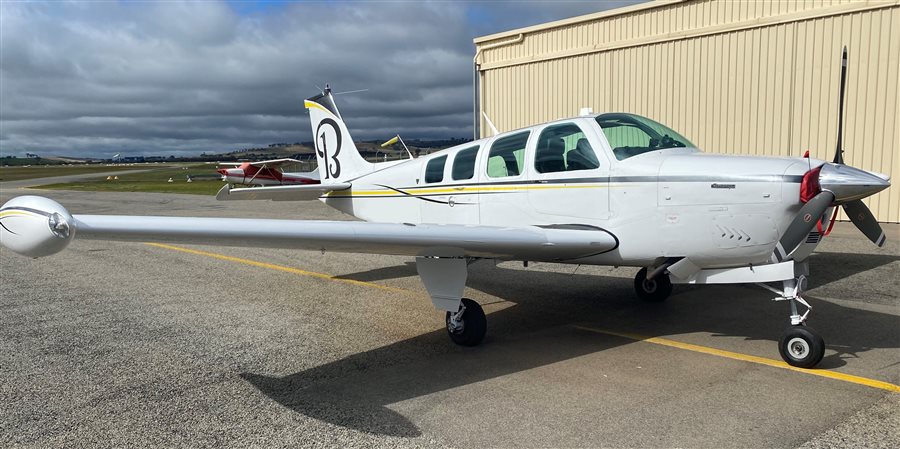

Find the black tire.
[
  {"left": 778, "top": 325, "right": 825, "bottom": 368},
  {"left": 634, "top": 267, "right": 672, "bottom": 302},
  {"left": 445, "top": 298, "right": 487, "bottom": 347}
]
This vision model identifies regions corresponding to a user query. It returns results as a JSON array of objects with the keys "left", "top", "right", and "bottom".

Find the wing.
[
  {"left": 215, "top": 183, "right": 349, "bottom": 201},
  {"left": 76, "top": 217, "right": 616, "bottom": 260},
  {"left": 0, "top": 196, "right": 617, "bottom": 261},
  {"left": 248, "top": 158, "right": 304, "bottom": 168}
]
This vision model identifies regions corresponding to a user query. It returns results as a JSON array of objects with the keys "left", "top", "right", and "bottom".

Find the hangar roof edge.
[{"left": 473, "top": 0, "right": 683, "bottom": 45}]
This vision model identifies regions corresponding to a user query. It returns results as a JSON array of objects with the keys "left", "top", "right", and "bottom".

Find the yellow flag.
[{"left": 381, "top": 135, "right": 399, "bottom": 147}]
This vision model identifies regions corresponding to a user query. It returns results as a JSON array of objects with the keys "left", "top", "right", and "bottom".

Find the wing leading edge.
[{"left": 71, "top": 215, "right": 617, "bottom": 260}]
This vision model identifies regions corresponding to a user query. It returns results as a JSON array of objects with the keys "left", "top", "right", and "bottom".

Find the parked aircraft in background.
[
  {"left": 0, "top": 49, "right": 889, "bottom": 368},
  {"left": 217, "top": 158, "right": 319, "bottom": 186}
]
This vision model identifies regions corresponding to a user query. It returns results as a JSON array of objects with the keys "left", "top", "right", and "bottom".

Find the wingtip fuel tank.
[{"left": 0, "top": 196, "right": 75, "bottom": 258}]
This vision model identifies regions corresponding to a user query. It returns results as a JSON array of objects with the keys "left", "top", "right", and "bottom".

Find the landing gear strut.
[
  {"left": 446, "top": 298, "right": 486, "bottom": 346},
  {"left": 760, "top": 275, "right": 826, "bottom": 368},
  {"left": 634, "top": 267, "right": 673, "bottom": 302}
]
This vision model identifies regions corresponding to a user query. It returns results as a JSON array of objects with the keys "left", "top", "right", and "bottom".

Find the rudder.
[{"left": 305, "top": 88, "right": 373, "bottom": 184}]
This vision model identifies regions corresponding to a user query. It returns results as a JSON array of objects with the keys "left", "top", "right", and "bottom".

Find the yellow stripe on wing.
[{"left": 0, "top": 210, "right": 40, "bottom": 218}]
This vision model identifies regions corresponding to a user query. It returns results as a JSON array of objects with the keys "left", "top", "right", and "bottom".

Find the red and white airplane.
[{"left": 217, "top": 158, "right": 320, "bottom": 186}]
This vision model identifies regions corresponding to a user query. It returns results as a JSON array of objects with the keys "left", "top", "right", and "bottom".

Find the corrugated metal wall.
[{"left": 475, "top": 0, "right": 900, "bottom": 223}]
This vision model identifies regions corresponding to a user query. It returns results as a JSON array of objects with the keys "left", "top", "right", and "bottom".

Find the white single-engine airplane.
[
  {"left": 217, "top": 158, "right": 320, "bottom": 186},
  {"left": 0, "top": 49, "right": 890, "bottom": 368}
]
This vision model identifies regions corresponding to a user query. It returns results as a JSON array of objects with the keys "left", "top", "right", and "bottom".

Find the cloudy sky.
[{"left": 1, "top": 0, "right": 642, "bottom": 158}]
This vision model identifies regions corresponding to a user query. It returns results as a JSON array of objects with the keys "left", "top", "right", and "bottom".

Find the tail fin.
[{"left": 304, "top": 88, "right": 373, "bottom": 184}]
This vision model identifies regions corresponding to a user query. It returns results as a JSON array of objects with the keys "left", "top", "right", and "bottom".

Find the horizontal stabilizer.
[{"left": 216, "top": 183, "right": 350, "bottom": 202}]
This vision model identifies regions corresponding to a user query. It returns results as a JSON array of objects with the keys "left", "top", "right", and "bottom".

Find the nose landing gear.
[{"left": 760, "top": 275, "right": 826, "bottom": 368}]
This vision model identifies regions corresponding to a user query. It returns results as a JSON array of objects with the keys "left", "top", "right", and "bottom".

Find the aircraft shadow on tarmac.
[{"left": 242, "top": 252, "right": 899, "bottom": 437}]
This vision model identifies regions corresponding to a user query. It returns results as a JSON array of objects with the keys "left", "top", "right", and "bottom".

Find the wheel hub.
[
  {"left": 642, "top": 279, "right": 657, "bottom": 293},
  {"left": 787, "top": 337, "right": 810, "bottom": 359}
]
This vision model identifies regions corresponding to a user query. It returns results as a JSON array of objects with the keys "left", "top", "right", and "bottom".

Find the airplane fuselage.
[{"left": 321, "top": 116, "right": 814, "bottom": 270}]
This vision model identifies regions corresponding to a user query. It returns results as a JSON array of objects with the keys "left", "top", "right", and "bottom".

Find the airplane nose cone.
[{"left": 819, "top": 163, "right": 891, "bottom": 204}]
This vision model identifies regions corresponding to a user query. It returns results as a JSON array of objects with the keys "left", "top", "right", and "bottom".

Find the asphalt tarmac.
[{"left": 1, "top": 182, "right": 898, "bottom": 448}]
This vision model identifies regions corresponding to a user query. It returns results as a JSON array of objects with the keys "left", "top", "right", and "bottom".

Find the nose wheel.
[
  {"left": 760, "top": 275, "right": 827, "bottom": 368},
  {"left": 779, "top": 325, "right": 825, "bottom": 368},
  {"left": 446, "top": 298, "right": 486, "bottom": 346}
]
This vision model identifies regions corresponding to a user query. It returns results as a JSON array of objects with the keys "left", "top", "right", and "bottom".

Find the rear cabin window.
[
  {"left": 535, "top": 123, "right": 601, "bottom": 173},
  {"left": 452, "top": 146, "right": 479, "bottom": 180},
  {"left": 424, "top": 155, "right": 447, "bottom": 183},
  {"left": 487, "top": 132, "right": 529, "bottom": 178}
]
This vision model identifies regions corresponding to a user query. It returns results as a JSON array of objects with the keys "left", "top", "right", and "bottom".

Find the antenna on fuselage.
[
  {"left": 481, "top": 111, "right": 499, "bottom": 137},
  {"left": 381, "top": 134, "right": 414, "bottom": 159}
]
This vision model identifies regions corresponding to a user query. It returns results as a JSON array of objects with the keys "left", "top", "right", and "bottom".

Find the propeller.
[
  {"left": 775, "top": 191, "right": 834, "bottom": 261},
  {"left": 777, "top": 46, "right": 888, "bottom": 260},
  {"left": 833, "top": 47, "right": 848, "bottom": 165},
  {"left": 843, "top": 199, "right": 886, "bottom": 247},
  {"left": 829, "top": 46, "right": 887, "bottom": 247}
]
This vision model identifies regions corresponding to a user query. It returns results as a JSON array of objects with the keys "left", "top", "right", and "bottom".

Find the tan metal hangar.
[{"left": 474, "top": 0, "right": 899, "bottom": 223}]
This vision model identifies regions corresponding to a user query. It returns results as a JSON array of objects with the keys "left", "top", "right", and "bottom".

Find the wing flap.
[
  {"left": 72, "top": 215, "right": 617, "bottom": 261},
  {"left": 216, "top": 183, "right": 350, "bottom": 201}
]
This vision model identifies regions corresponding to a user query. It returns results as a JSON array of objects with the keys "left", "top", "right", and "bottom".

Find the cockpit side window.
[
  {"left": 596, "top": 113, "right": 695, "bottom": 161},
  {"left": 535, "top": 123, "right": 600, "bottom": 173},
  {"left": 486, "top": 131, "right": 530, "bottom": 178}
]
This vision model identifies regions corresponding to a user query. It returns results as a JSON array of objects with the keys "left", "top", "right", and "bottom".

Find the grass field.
[
  {"left": 35, "top": 165, "right": 225, "bottom": 195},
  {"left": 0, "top": 164, "right": 166, "bottom": 182}
]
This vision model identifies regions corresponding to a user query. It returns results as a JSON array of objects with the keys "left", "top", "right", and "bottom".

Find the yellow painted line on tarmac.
[
  {"left": 145, "top": 243, "right": 412, "bottom": 294},
  {"left": 573, "top": 326, "right": 900, "bottom": 393}
]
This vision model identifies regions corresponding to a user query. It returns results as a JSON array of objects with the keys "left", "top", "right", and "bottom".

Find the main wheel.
[
  {"left": 779, "top": 325, "right": 825, "bottom": 368},
  {"left": 634, "top": 267, "right": 672, "bottom": 302},
  {"left": 445, "top": 298, "right": 486, "bottom": 347}
]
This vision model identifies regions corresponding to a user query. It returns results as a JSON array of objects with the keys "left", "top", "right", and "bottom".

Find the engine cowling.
[{"left": 0, "top": 196, "right": 75, "bottom": 258}]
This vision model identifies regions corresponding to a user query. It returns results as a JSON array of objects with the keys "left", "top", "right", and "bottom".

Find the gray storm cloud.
[{"left": 0, "top": 1, "right": 641, "bottom": 158}]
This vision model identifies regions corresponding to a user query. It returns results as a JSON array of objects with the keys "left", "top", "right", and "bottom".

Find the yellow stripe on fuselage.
[{"left": 325, "top": 183, "right": 613, "bottom": 198}]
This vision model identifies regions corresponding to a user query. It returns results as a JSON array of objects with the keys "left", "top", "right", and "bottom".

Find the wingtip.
[{"left": 215, "top": 184, "right": 231, "bottom": 201}]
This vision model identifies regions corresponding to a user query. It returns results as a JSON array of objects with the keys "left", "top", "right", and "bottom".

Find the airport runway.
[{"left": 1, "top": 184, "right": 898, "bottom": 448}]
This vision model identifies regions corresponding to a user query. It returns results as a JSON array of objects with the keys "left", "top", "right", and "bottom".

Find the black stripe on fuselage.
[{"left": 386, "top": 174, "right": 802, "bottom": 191}]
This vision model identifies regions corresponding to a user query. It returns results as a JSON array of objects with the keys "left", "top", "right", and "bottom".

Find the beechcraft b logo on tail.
[{"left": 316, "top": 118, "right": 342, "bottom": 179}]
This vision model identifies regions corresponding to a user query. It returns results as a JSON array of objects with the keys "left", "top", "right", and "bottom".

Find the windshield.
[{"left": 595, "top": 113, "right": 696, "bottom": 161}]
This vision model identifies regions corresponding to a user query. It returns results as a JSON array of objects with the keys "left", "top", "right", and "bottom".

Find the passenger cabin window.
[
  {"left": 534, "top": 123, "right": 600, "bottom": 173},
  {"left": 487, "top": 132, "right": 529, "bottom": 178},
  {"left": 452, "top": 146, "right": 479, "bottom": 180},
  {"left": 596, "top": 113, "right": 695, "bottom": 161},
  {"left": 424, "top": 155, "right": 447, "bottom": 183}
]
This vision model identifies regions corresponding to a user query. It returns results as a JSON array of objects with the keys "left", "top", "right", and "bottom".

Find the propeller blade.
[
  {"left": 774, "top": 191, "right": 835, "bottom": 261},
  {"left": 833, "top": 47, "right": 848, "bottom": 165},
  {"left": 843, "top": 199, "right": 886, "bottom": 247}
]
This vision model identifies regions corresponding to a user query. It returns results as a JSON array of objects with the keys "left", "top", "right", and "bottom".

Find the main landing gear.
[
  {"left": 634, "top": 267, "right": 673, "bottom": 302},
  {"left": 446, "top": 298, "right": 487, "bottom": 346},
  {"left": 761, "top": 275, "right": 825, "bottom": 368},
  {"left": 415, "top": 256, "right": 488, "bottom": 347}
]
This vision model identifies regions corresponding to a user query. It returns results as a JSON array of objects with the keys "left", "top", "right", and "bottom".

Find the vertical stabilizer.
[{"left": 304, "top": 88, "right": 373, "bottom": 183}]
